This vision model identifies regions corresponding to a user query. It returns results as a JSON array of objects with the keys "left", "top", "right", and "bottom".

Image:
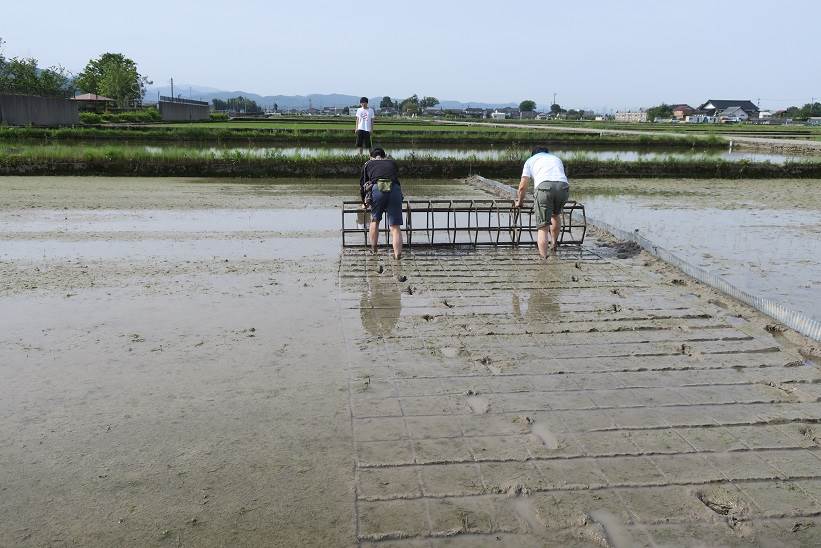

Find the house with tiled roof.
[
  {"left": 697, "top": 99, "right": 759, "bottom": 119},
  {"left": 671, "top": 104, "right": 694, "bottom": 120},
  {"left": 717, "top": 106, "right": 750, "bottom": 123}
]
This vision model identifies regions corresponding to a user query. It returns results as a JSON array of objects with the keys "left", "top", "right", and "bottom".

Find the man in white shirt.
[
  {"left": 516, "top": 146, "right": 570, "bottom": 258},
  {"left": 354, "top": 97, "right": 375, "bottom": 154}
]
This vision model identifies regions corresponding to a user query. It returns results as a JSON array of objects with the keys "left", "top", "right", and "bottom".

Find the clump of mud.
[{"left": 597, "top": 240, "right": 642, "bottom": 259}]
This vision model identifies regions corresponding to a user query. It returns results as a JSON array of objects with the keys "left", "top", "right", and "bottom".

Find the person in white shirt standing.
[
  {"left": 515, "top": 146, "right": 570, "bottom": 258},
  {"left": 354, "top": 97, "right": 375, "bottom": 154}
]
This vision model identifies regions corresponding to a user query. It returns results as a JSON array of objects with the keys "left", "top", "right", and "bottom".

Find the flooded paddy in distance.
[{"left": 137, "top": 143, "right": 816, "bottom": 163}]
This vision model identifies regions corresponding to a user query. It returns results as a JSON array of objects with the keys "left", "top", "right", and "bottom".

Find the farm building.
[
  {"left": 615, "top": 111, "right": 648, "bottom": 122},
  {"left": 685, "top": 114, "right": 715, "bottom": 123},
  {"left": 463, "top": 107, "right": 487, "bottom": 118},
  {"left": 718, "top": 106, "right": 750, "bottom": 123},
  {"left": 490, "top": 111, "right": 508, "bottom": 120},
  {"left": 697, "top": 99, "right": 759, "bottom": 119},
  {"left": 671, "top": 104, "right": 694, "bottom": 120},
  {"left": 70, "top": 93, "right": 115, "bottom": 112}
]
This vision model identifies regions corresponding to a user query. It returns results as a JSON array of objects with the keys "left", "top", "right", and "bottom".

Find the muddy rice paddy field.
[{"left": 1, "top": 176, "right": 821, "bottom": 547}]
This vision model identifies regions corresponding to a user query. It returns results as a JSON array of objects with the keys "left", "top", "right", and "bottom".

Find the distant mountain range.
[{"left": 143, "top": 85, "right": 522, "bottom": 110}]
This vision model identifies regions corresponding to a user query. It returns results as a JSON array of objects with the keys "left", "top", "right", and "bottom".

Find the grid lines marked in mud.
[{"left": 338, "top": 244, "right": 821, "bottom": 546}]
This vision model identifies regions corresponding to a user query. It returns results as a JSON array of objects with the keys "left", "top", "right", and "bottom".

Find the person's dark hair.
[
  {"left": 531, "top": 146, "right": 550, "bottom": 155},
  {"left": 360, "top": 97, "right": 369, "bottom": 104},
  {"left": 370, "top": 147, "right": 386, "bottom": 158}
]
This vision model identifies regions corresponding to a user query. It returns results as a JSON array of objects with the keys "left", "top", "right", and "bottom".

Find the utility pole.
[
  {"left": 170, "top": 77, "right": 174, "bottom": 102},
  {"left": 553, "top": 92, "right": 557, "bottom": 106}
]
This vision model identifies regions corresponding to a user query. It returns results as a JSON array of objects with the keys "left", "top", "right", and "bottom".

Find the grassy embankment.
[
  {"left": 490, "top": 119, "right": 821, "bottom": 138},
  {"left": 1, "top": 145, "right": 818, "bottom": 178},
  {"left": 0, "top": 124, "right": 728, "bottom": 148}
]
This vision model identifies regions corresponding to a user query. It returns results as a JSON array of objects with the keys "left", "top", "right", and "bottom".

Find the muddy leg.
[
  {"left": 369, "top": 221, "right": 379, "bottom": 253},
  {"left": 550, "top": 213, "right": 561, "bottom": 252},
  {"left": 537, "top": 226, "right": 550, "bottom": 259},
  {"left": 390, "top": 225, "right": 402, "bottom": 260}
]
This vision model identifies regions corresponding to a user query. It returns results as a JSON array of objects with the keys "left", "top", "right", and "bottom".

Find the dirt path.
[{"left": 1, "top": 177, "right": 820, "bottom": 546}]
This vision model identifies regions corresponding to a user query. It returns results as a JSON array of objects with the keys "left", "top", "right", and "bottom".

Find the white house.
[
  {"left": 614, "top": 111, "right": 647, "bottom": 123},
  {"left": 685, "top": 114, "right": 715, "bottom": 124},
  {"left": 490, "top": 111, "right": 508, "bottom": 120},
  {"left": 718, "top": 106, "right": 749, "bottom": 123}
]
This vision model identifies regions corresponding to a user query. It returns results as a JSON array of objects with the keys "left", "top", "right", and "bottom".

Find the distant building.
[
  {"left": 498, "top": 107, "right": 521, "bottom": 118},
  {"left": 463, "top": 107, "right": 487, "bottom": 118},
  {"left": 685, "top": 114, "right": 715, "bottom": 124},
  {"left": 615, "top": 111, "right": 647, "bottom": 123},
  {"left": 808, "top": 117, "right": 821, "bottom": 126},
  {"left": 490, "top": 111, "right": 507, "bottom": 120},
  {"left": 70, "top": 93, "right": 115, "bottom": 112},
  {"left": 718, "top": 106, "right": 750, "bottom": 123},
  {"left": 671, "top": 104, "right": 694, "bottom": 120},
  {"left": 697, "top": 99, "right": 759, "bottom": 119},
  {"left": 520, "top": 111, "right": 537, "bottom": 119}
]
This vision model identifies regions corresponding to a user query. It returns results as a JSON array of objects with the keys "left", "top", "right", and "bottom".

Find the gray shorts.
[{"left": 534, "top": 181, "right": 570, "bottom": 227}]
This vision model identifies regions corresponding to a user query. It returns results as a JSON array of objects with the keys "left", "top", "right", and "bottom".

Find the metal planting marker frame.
[{"left": 341, "top": 199, "right": 587, "bottom": 248}]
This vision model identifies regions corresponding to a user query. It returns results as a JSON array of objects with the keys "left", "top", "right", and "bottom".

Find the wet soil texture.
[{"left": 1, "top": 177, "right": 821, "bottom": 547}]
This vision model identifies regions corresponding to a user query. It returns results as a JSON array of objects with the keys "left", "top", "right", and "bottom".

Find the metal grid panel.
[{"left": 342, "top": 200, "right": 586, "bottom": 248}]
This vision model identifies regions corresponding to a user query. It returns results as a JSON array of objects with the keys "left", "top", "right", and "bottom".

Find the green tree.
[
  {"left": 380, "top": 96, "right": 394, "bottom": 109},
  {"left": 400, "top": 94, "right": 419, "bottom": 114},
  {"left": 0, "top": 39, "right": 74, "bottom": 97},
  {"left": 550, "top": 103, "right": 562, "bottom": 115},
  {"left": 76, "top": 53, "right": 150, "bottom": 107},
  {"left": 420, "top": 96, "right": 439, "bottom": 109},
  {"left": 646, "top": 103, "right": 674, "bottom": 121},
  {"left": 782, "top": 102, "right": 821, "bottom": 120},
  {"left": 519, "top": 100, "right": 537, "bottom": 112}
]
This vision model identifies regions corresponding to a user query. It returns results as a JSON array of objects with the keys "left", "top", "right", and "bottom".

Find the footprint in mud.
[
  {"left": 529, "top": 422, "right": 559, "bottom": 450},
  {"left": 465, "top": 393, "right": 490, "bottom": 414},
  {"left": 694, "top": 488, "right": 751, "bottom": 533},
  {"left": 511, "top": 496, "right": 546, "bottom": 535},
  {"left": 583, "top": 510, "right": 634, "bottom": 548},
  {"left": 440, "top": 347, "right": 466, "bottom": 359}
]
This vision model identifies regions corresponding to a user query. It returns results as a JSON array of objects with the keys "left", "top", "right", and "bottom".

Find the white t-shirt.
[
  {"left": 522, "top": 152, "right": 568, "bottom": 190},
  {"left": 356, "top": 107, "right": 374, "bottom": 132}
]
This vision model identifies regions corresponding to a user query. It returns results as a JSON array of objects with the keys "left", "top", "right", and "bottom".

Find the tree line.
[
  {"left": 0, "top": 37, "right": 150, "bottom": 107},
  {"left": 782, "top": 103, "right": 821, "bottom": 120},
  {"left": 212, "top": 97, "right": 263, "bottom": 114}
]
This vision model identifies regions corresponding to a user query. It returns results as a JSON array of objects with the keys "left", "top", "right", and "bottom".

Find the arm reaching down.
[{"left": 517, "top": 176, "right": 530, "bottom": 208}]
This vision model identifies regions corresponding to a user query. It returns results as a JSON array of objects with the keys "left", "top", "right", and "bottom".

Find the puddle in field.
[
  {"left": 0, "top": 237, "right": 339, "bottom": 261},
  {"left": 581, "top": 196, "right": 821, "bottom": 322},
  {"left": 0, "top": 208, "right": 339, "bottom": 234}
]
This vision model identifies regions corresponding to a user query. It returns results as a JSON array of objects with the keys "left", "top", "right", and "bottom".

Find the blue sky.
[{"left": 3, "top": 0, "right": 819, "bottom": 110}]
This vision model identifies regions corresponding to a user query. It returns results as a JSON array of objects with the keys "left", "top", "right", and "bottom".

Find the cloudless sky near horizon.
[{"left": 3, "top": 0, "right": 820, "bottom": 110}]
